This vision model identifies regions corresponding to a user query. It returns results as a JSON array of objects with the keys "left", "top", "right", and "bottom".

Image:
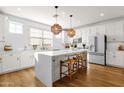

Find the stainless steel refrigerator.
[{"left": 88, "top": 35, "right": 107, "bottom": 65}]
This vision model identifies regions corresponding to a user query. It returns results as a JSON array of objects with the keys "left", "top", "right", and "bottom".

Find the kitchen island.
[{"left": 34, "top": 49, "right": 87, "bottom": 87}]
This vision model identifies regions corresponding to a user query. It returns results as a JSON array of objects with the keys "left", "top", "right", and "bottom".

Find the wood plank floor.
[
  {"left": 0, "top": 64, "right": 124, "bottom": 87},
  {"left": 0, "top": 68, "right": 45, "bottom": 87}
]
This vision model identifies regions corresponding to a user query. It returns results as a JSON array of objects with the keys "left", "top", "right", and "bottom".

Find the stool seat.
[{"left": 65, "top": 59, "right": 76, "bottom": 64}]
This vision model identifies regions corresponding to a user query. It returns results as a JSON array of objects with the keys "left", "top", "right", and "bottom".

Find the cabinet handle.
[
  {"left": 52, "top": 59, "right": 55, "bottom": 62},
  {"left": 113, "top": 55, "right": 116, "bottom": 58},
  {"left": 10, "top": 54, "right": 13, "bottom": 56},
  {"left": 17, "top": 57, "right": 19, "bottom": 60}
]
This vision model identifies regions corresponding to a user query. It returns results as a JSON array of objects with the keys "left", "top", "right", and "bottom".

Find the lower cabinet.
[
  {"left": 20, "top": 51, "right": 35, "bottom": 68},
  {"left": 106, "top": 51, "right": 124, "bottom": 68},
  {"left": 0, "top": 51, "right": 35, "bottom": 74},
  {"left": 52, "top": 56, "right": 68, "bottom": 82},
  {"left": 2, "top": 54, "right": 20, "bottom": 72},
  {"left": 0, "top": 61, "right": 2, "bottom": 73}
]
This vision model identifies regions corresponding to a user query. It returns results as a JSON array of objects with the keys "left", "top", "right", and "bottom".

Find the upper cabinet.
[
  {"left": 81, "top": 27, "right": 90, "bottom": 43},
  {"left": 89, "top": 26, "right": 97, "bottom": 36},
  {"left": 96, "top": 24, "right": 106, "bottom": 35},
  {"left": 106, "top": 21, "right": 124, "bottom": 42},
  {"left": 89, "top": 24, "right": 105, "bottom": 36}
]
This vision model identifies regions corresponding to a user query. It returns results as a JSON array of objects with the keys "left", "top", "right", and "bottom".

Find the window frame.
[
  {"left": 30, "top": 27, "right": 53, "bottom": 48},
  {"left": 9, "top": 21, "right": 23, "bottom": 34}
]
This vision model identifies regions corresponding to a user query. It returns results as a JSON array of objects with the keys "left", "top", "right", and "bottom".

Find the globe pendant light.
[
  {"left": 67, "top": 15, "right": 76, "bottom": 37},
  {"left": 51, "top": 6, "right": 62, "bottom": 35}
]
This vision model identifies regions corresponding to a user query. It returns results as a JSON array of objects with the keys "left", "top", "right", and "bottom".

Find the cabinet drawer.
[
  {"left": 2, "top": 55, "right": 20, "bottom": 72},
  {"left": 115, "top": 52, "right": 124, "bottom": 67},
  {"left": 20, "top": 52, "right": 35, "bottom": 68},
  {"left": 106, "top": 51, "right": 124, "bottom": 68}
]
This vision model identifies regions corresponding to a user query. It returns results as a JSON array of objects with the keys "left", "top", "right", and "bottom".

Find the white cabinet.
[
  {"left": 81, "top": 27, "right": 90, "bottom": 44},
  {"left": 0, "top": 51, "right": 35, "bottom": 74},
  {"left": 20, "top": 51, "right": 35, "bottom": 68},
  {"left": 106, "top": 21, "right": 124, "bottom": 41},
  {"left": 52, "top": 56, "right": 68, "bottom": 82},
  {"left": 106, "top": 51, "right": 124, "bottom": 68},
  {"left": 89, "top": 24, "right": 105, "bottom": 36},
  {"left": 96, "top": 24, "right": 106, "bottom": 35},
  {"left": 0, "top": 14, "right": 5, "bottom": 41},
  {"left": 52, "top": 57, "right": 60, "bottom": 82},
  {"left": 0, "top": 60, "right": 2, "bottom": 73},
  {"left": 2, "top": 54, "right": 20, "bottom": 72},
  {"left": 115, "top": 52, "right": 124, "bottom": 67},
  {"left": 106, "top": 51, "right": 116, "bottom": 66},
  {"left": 89, "top": 26, "right": 97, "bottom": 36}
]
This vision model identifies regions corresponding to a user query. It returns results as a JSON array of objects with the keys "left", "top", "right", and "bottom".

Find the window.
[
  {"left": 30, "top": 28, "right": 42, "bottom": 46},
  {"left": 43, "top": 31, "right": 53, "bottom": 47},
  {"left": 9, "top": 21, "right": 23, "bottom": 34},
  {"left": 30, "top": 28, "right": 53, "bottom": 48},
  {"left": 43, "top": 31, "right": 53, "bottom": 39}
]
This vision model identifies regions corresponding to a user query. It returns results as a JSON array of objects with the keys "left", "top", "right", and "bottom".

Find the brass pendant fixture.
[
  {"left": 51, "top": 6, "right": 62, "bottom": 35},
  {"left": 67, "top": 15, "right": 76, "bottom": 37}
]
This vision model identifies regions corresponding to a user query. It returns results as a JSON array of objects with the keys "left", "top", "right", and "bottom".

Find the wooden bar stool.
[
  {"left": 60, "top": 55, "right": 78, "bottom": 80},
  {"left": 75, "top": 52, "right": 87, "bottom": 69}
]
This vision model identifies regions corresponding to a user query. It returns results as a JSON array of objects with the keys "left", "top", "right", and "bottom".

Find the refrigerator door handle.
[{"left": 95, "top": 36, "right": 97, "bottom": 52}]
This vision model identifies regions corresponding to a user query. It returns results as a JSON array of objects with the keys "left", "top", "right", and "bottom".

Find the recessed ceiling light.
[
  {"left": 62, "top": 12, "right": 65, "bottom": 15},
  {"left": 100, "top": 13, "right": 104, "bottom": 17},
  {"left": 17, "top": 8, "right": 21, "bottom": 11},
  {"left": 5, "top": 16, "right": 8, "bottom": 20}
]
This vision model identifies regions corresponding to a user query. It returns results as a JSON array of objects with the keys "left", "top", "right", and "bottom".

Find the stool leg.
[
  {"left": 85, "top": 60, "right": 87, "bottom": 68},
  {"left": 68, "top": 63, "right": 72, "bottom": 80},
  {"left": 60, "top": 61, "right": 62, "bottom": 79}
]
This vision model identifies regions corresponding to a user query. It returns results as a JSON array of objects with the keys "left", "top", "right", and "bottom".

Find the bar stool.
[
  {"left": 76, "top": 52, "right": 87, "bottom": 69},
  {"left": 60, "top": 55, "right": 78, "bottom": 80}
]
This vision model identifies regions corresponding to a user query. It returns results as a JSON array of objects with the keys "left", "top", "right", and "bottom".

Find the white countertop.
[
  {"left": 0, "top": 49, "right": 44, "bottom": 56},
  {"left": 35, "top": 49, "right": 87, "bottom": 56}
]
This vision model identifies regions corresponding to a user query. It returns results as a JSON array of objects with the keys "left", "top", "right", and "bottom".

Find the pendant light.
[
  {"left": 67, "top": 15, "right": 76, "bottom": 37},
  {"left": 51, "top": 6, "right": 62, "bottom": 35}
]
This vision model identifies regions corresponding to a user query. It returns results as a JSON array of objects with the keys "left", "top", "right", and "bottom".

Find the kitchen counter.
[
  {"left": 0, "top": 49, "right": 46, "bottom": 56},
  {"left": 35, "top": 48, "right": 87, "bottom": 56},
  {"left": 35, "top": 49, "right": 88, "bottom": 87}
]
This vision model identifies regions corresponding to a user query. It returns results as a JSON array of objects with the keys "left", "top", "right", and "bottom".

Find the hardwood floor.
[
  {"left": 0, "top": 64, "right": 124, "bottom": 87},
  {"left": 0, "top": 68, "right": 45, "bottom": 87},
  {"left": 54, "top": 64, "right": 124, "bottom": 87}
]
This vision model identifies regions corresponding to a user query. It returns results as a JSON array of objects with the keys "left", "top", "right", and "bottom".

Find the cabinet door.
[
  {"left": 0, "top": 15, "right": 5, "bottom": 41},
  {"left": 20, "top": 52, "right": 35, "bottom": 68},
  {"left": 82, "top": 27, "right": 90, "bottom": 44},
  {"left": 115, "top": 52, "right": 124, "bottom": 67},
  {"left": 90, "top": 26, "right": 97, "bottom": 36},
  {"left": 20, "top": 53, "right": 30, "bottom": 68},
  {"left": 2, "top": 54, "right": 20, "bottom": 72},
  {"left": 29, "top": 54, "right": 35, "bottom": 66},
  {"left": 0, "top": 62, "right": 2, "bottom": 73},
  {"left": 106, "top": 51, "right": 124, "bottom": 68},
  {"left": 106, "top": 21, "right": 124, "bottom": 41},
  {"left": 96, "top": 24, "right": 106, "bottom": 35},
  {"left": 106, "top": 51, "right": 116, "bottom": 66}
]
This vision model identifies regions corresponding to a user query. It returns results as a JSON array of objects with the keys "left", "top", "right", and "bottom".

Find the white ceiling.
[{"left": 0, "top": 6, "right": 124, "bottom": 28}]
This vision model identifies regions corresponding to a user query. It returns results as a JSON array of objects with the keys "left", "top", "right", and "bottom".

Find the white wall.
[
  {"left": 4, "top": 14, "right": 51, "bottom": 51},
  {"left": 0, "top": 13, "right": 66, "bottom": 51}
]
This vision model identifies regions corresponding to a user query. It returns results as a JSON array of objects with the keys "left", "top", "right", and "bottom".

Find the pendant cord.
[
  {"left": 70, "top": 15, "right": 73, "bottom": 28},
  {"left": 55, "top": 6, "right": 58, "bottom": 24}
]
